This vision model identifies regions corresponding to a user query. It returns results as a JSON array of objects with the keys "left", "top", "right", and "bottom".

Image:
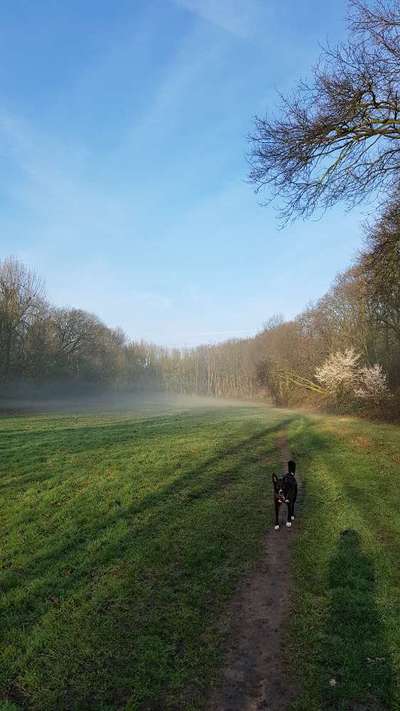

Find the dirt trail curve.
[{"left": 207, "top": 432, "right": 302, "bottom": 711}]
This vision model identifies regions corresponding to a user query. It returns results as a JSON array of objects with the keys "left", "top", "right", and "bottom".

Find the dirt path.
[{"left": 207, "top": 432, "right": 301, "bottom": 711}]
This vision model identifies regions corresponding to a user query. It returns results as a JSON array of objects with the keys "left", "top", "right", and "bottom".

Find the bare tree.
[
  {"left": 361, "top": 193, "right": 400, "bottom": 339},
  {"left": 248, "top": 0, "right": 400, "bottom": 221},
  {"left": 0, "top": 257, "right": 45, "bottom": 379}
]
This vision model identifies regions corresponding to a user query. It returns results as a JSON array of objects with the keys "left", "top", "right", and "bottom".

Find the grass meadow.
[
  {"left": 1, "top": 399, "right": 400, "bottom": 709},
  {"left": 288, "top": 414, "right": 400, "bottom": 710},
  {"left": 0, "top": 401, "right": 289, "bottom": 710}
]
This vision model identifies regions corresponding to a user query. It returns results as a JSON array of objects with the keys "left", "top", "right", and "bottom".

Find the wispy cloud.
[
  {"left": 0, "top": 1, "right": 364, "bottom": 347},
  {"left": 173, "top": 0, "right": 265, "bottom": 37}
]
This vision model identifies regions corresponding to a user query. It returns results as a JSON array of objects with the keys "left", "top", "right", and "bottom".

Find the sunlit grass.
[
  {"left": 288, "top": 414, "right": 400, "bottom": 710},
  {"left": 0, "top": 403, "right": 290, "bottom": 710},
  {"left": 3, "top": 403, "right": 400, "bottom": 710}
]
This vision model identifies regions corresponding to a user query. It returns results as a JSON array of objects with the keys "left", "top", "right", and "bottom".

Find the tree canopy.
[{"left": 248, "top": 0, "right": 400, "bottom": 221}]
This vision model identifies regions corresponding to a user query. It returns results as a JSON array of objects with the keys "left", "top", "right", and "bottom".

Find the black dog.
[{"left": 272, "top": 460, "right": 297, "bottom": 529}]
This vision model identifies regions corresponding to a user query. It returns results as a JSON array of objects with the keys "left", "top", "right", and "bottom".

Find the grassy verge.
[
  {"left": 0, "top": 403, "right": 291, "bottom": 710},
  {"left": 288, "top": 414, "right": 400, "bottom": 710}
]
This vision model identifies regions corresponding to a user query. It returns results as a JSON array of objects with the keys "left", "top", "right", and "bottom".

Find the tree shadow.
[
  {"left": 2, "top": 417, "right": 293, "bottom": 614},
  {"left": 0, "top": 415, "right": 293, "bottom": 495},
  {"left": 1, "top": 415, "right": 296, "bottom": 709},
  {"left": 320, "top": 529, "right": 393, "bottom": 710}
]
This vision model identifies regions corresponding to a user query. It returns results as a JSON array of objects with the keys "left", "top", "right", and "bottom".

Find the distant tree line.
[
  {"left": 168, "top": 196, "right": 400, "bottom": 417},
  {"left": 161, "top": 195, "right": 400, "bottom": 416},
  {"left": 1, "top": 207, "right": 399, "bottom": 417},
  {"left": 0, "top": 256, "right": 162, "bottom": 393}
]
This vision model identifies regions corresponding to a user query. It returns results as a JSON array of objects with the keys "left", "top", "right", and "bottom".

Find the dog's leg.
[
  {"left": 292, "top": 486, "right": 297, "bottom": 520},
  {"left": 286, "top": 501, "right": 292, "bottom": 527},
  {"left": 274, "top": 500, "right": 280, "bottom": 530}
]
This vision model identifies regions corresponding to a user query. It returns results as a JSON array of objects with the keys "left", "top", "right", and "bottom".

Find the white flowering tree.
[
  {"left": 354, "top": 364, "right": 389, "bottom": 403},
  {"left": 315, "top": 349, "right": 389, "bottom": 406},
  {"left": 315, "top": 349, "right": 360, "bottom": 401}
]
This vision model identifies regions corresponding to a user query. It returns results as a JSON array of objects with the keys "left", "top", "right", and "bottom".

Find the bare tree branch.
[{"left": 248, "top": 0, "right": 400, "bottom": 222}]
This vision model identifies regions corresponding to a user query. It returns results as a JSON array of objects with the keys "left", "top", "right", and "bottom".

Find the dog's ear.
[{"left": 272, "top": 472, "right": 278, "bottom": 484}]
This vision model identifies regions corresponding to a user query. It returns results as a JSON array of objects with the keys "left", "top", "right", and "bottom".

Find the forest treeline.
[{"left": 1, "top": 193, "right": 399, "bottom": 418}]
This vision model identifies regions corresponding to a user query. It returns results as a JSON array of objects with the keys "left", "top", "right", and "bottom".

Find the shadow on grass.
[
  {"left": 2, "top": 417, "right": 295, "bottom": 617},
  {"left": 0, "top": 411, "right": 291, "bottom": 493},
  {"left": 287, "top": 417, "right": 396, "bottom": 709},
  {"left": 320, "top": 529, "right": 393, "bottom": 710},
  {"left": 1, "top": 415, "right": 297, "bottom": 709}
]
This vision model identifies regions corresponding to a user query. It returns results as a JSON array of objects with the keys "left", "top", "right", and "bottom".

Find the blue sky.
[{"left": 0, "top": 0, "right": 370, "bottom": 346}]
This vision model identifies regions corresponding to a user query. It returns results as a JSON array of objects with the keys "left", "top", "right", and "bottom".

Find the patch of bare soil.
[
  {"left": 351, "top": 435, "right": 371, "bottom": 450},
  {"left": 207, "top": 432, "right": 301, "bottom": 711}
]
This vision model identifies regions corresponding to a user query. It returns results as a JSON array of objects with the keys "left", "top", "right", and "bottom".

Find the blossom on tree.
[
  {"left": 354, "top": 364, "right": 389, "bottom": 402},
  {"left": 315, "top": 349, "right": 360, "bottom": 396},
  {"left": 316, "top": 349, "right": 389, "bottom": 404}
]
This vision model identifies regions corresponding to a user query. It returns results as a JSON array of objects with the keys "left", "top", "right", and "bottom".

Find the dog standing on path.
[{"left": 272, "top": 460, "right": 298, "bottom": 530}]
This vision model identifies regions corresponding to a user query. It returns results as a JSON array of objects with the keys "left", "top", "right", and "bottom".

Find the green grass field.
[
  {"left": 1, "top": 400, "right": 400, "bottom": 710},
  {"left": 288, "top": 414, "right": 400, "bottom": 710},
  {"left": 0, "top": 401, "right": 290, "bottom": 710}
]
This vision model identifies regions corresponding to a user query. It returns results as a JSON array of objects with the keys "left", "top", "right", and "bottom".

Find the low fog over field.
[{"left": 0, "top": 387, "right": 259, "bottom": 417}]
